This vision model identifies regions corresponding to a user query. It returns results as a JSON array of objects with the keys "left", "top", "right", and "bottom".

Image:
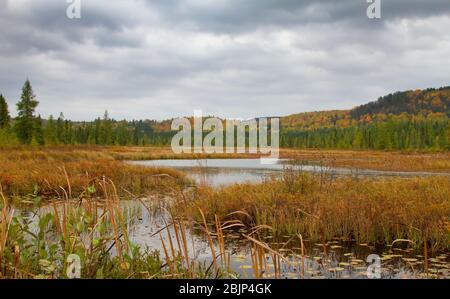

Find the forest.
[{"left": 0, "top": 80, "right": 449, "bottom": 150}]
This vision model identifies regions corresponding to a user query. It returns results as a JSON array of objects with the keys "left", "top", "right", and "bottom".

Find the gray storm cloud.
[{"left": 0, "top": 0, "right": 449, "bottom": 120}]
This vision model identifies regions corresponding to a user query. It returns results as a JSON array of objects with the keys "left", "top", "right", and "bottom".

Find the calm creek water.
[
  {"left": 129, "top": 158, "right": 449, "bottom": 186},
  {"left": 21, "top": 199, "right": 450, "bottom": 279},
  {"left": 126, "top": 159, "right": 449, "bottom": 278},
  {"left": 123, "top": 200, "right": 450, "bottom": 279},
  {"left": 16, "top": 159, "right": 450, "bottom": 279}
]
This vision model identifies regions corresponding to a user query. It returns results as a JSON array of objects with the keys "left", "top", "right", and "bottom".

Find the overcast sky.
[{"left": 0, "top": 0, "right": 449, "bottom": 121}]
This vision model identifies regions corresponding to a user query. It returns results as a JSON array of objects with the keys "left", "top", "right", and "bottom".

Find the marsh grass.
[
  {"left": 0, "top": 180, "right": 234, "bottom": 279},
  {"left": 1, "top": 146, "right": 448, "bottom": 202},
  {"left": 0, "top": 146, "right": 449, "bottom": 279},
  {"left": 0, "top": 147, "right": 188, "bottom": 200},
  {"left": 280, "top": 149, "right": 450, "bottom": 173},
  {"left": 1, "top": 178, "right": 448, "bottom": 279},
  {"left": 84, "top": 145, "right": 450, "bottom": 173},
  {"left": 99, "top": 146, "right": 450, "bottom": 173},
  {"left": 7, "top": 145, "right": 447, "bottom": 172},
  {"left": 175, "top": 170, "right": 450, "bottom": 252},
  {"left": 0, "top": 180, "right": 163, "bottom": 278}
]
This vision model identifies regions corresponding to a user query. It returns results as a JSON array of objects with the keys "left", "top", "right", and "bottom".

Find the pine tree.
[
  {"left": 45, "top": 115, "right": 58, "bottom": 145},
  {"left": 87, "top": 124, "right": 96, "bottom": 145},
  {"left": 0, "top": 94, "right": 10, "bottom": 129},
  {"left": 100, "top": 110, "right": 113, "bottom": 145},
  {"left": 56, "top": 112, "right": 65, "bottom": 143},
  {"left": 34, "top": 115, "right": 45, "bottom": 145},
  {"left": 64, "top": 119, "right": 74, "bottom": 144},
  {"left": 15, "top": 80, "right": 39, "bottom": 144},
  {"left": 116, "top": 121, "right": 129, "bottom": 145}
]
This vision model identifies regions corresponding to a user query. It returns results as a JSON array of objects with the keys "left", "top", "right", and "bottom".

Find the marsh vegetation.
[{"left": 0, "top": 146, "right": 449, "bottom": 279}]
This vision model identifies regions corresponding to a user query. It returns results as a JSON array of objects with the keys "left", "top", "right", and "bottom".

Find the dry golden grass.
[
  {"left": 4, "top": 145, "right": 447, "bottom": 172},
  {"left": 72, "top": 146, "right": 450, "bottom": 173},
  {"left": 0, "top": 182, "right": 231, "bottom": 279},
  {"left": 102, "top": 146, "right": 259, "bottom": 161},
  {"left": 280, "top": 149, "right": 450, "bottom": 173},
  {"left": 177, "top": 172, "right": 450, "bottom": 251},
  {"left": 0, "top": 146, "right": 187, "bottom": 200}
]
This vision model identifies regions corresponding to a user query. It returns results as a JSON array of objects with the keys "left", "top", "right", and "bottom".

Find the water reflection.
[
  {"left": 17, "top": 199, "right": 450, "bottom": 279},
  {"left": 130, "top": 158, "right": 449, "bottom": 187}
]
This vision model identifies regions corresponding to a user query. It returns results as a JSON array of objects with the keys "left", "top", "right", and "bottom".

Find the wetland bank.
[{"left": 0, "top": 146, "right": 449, "bottom": 279}]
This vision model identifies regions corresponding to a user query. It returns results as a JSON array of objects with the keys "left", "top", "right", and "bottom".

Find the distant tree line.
[
  {"left": 281, "top": 118, "right": 450, "bottom": 150},
  {"left": 0, "top": 80, "right": 174, "bottom": 146},
  {"left": 0, "top": 80, "right": 449, "bottom": 150}
]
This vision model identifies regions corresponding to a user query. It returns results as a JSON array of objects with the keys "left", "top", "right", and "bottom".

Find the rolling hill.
[{"left": 281, "top": 86, "right": 450, "bottom": 132}]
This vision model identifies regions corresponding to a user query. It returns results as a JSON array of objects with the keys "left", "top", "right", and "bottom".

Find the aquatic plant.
[
  {"left": 176, "top": 170, "right": 450, "bottom": 252},
  {"left": 0, "top": 180, "right": 237, "bottom": 279}
]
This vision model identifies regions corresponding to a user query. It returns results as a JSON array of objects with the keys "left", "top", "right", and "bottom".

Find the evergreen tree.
[
  {"left": 45, "top": 115, "right": 58, "bottom": 145},
  {"left": 87, "top": 124, "right": 96, "bottom": 145},
  {"left": 116, "top": 121, "right": 129, "bottom": 145},
  {"left": 15, "top": 80, "right": 39, "bottom": 144},
  {"left": 0, "top": 94, "right": 10, "bottom": 129},
  {"left": 64, "top": 119, "right": 74, "bottom": 144},
  {"left": 34, "top": 115, "right": 45, "bottom": 145},
  {"left": 100, "top": 110, "right": 113, "bottom": 145},
  {"left": 56, "top": 112, "right": 65, "bottom": 144}
]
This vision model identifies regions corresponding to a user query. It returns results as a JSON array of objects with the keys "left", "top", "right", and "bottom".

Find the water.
[
  {"left": 17, "top": 198, "right": 449, "bottom": 279},
  {"left": 124, "top": 203, "right": 450, "bottom": 279},
  {"left": 14, "top": 159, "right": 449, "bottom": 279},
  {"left": 129, "top": 158, "right": 448, "bottom": 186},
  {"left": 124, "top": 158, "right": 449, "bottom": 278}
]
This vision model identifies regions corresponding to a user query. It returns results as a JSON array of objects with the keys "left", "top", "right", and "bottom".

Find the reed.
[
  {"left": 0, "top": 147, "right": 188, "bottom": 200},
  {"left": 0, "top": 180, "right": 177, "bottom": 279},
  {"left": 62, "top": 145, "right": 450, "bottom": 173},
  {"left": 0, "top": 189, "right": 14, "bottom": 276},
  {"left": 176, "top": 172, "right": 450, "bottom": 251},
  {"left": 157, "top": 217, "right": 234, "bottom": 279},
  {"left": 280, "top": 148, "right": 450, "bottom": 173},
  {"left": 1, "top": 146, "right": 449, "bottom": 279}
]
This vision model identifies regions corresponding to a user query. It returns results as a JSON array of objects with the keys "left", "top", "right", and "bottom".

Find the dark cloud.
[
  {"left": 0, "top": 0, "right": 449, "bottom": 120},
  {"left": 146, "top": 0, "right": 450, "bottom": 32}
]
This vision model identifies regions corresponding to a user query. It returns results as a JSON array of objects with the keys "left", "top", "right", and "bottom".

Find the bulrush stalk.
[{"left": 180, "top": 174, "right": 450, "bottom": 252}]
